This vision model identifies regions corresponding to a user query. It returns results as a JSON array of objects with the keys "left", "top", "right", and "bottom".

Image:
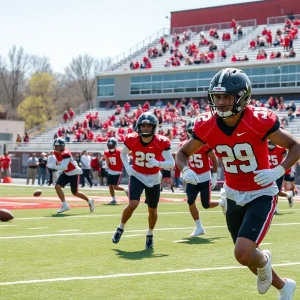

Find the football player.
[
  {"left": 112, "top": 112, "right": 175, "bottom": 248},
  {"left": 160, "top": 167, "right": 174, "bottom": 193},
  {"left": 179, "top": 119, "right": 226, "bottom": 237},
  {"left": 53, "top": 138, "right": 94, "bottom": 214},
  {"left": 176, "top": 68, "right": 298, "bottom": 298},
  {"left": 104, "top": 138, "right": 128, "bottom": 205},
  {"left": 268, "top": 140, "right": 293, "bottom": 213}
]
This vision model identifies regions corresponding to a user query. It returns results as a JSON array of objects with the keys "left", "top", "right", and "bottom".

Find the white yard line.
[
  {"left": 0, "top": 262, "right": 299, "bottom": 286},
  {"left": 28, "top": 227, "right": 49, "bottom": 230},
  {"left": 0, "top": 222, "right": 300, "bottom": 240},
  {"left": 13, "top": 208, "right": 300, "bottom": 221}
]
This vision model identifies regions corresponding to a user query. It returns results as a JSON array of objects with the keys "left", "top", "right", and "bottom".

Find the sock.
[
  {"left": 112, "top": 196, "right": 116, "bottom": 201},
  {"left": 146, "top": 229, "right": 153, "bottom": 236},
  {"left": 218, "top": 199, "right": 225, "bottom": 207},
  {"left": 275, "top": 204, "right": 278, "bottom": 212},
  {"left": 119, "top": 223, "right": 125, "bottom": 230},
  {"left": 195, "top": 219, "right": 203, "bottom": 227}
]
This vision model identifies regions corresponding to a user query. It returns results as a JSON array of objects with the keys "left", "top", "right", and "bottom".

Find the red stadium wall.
[{"left": 170, "top": 0, "right": 300, "bottom": 29}]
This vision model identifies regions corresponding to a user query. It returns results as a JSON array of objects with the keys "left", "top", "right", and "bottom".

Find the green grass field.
[{"left": 0, "top": 185, "right": 299, "bottom": 299}]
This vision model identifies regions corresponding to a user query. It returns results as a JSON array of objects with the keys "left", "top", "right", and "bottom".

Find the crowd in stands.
[
  {"left": 127, "top": 17, "right": 299, "bottom": 70},
  {"left": 53, "top": 98, "right": 212, "bottom": 144},
  {"left": 245, "top": 18, "right": 299, "bottom": 61},
  {"left": 251, "top": 96, "right": 299, "bottom": 128}
]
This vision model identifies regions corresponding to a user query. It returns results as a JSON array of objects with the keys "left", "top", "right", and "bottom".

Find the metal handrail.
[
  {"left": 267, "top": 14, "right": 300, "bottom": 25},
  {"left": 172, "top": 19, "right": 257, "bottom": 34},
  {"left": 109, "top": 28, "right": 170, "bottom": 70},
  {"left": 26, "top": 100, "right": 96, "bottom": 138}
]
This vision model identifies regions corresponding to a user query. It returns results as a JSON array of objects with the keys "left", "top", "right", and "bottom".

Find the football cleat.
[
  {"left": 257, "top": 250, "right": 272, "bottom": 294},
  {"left": 108, "top": 199, "right": 117, "bottom": 205},
  {"left": 57, "top": 202, "right": 70, "bottom": 214},
  {"left": 145, "top": 235, "right": 154, "bottom": 249},
  {"left": 278, "top": 278, "right": 296, "bottom": 300},
  {"left": 88, "top": 199, "right": 94, "bottom": 213},
  {"left": 287, "top": 191, "right": 294, "bottom": 208},
  {"left": 112, "top": 227, "right": 124, "bottom": 244},
  {"left": 190, "top": 226, "right": 206, "bottom": 237}
]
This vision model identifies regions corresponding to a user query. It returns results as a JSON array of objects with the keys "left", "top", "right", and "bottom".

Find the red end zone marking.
[{"left": 0, "top": 197, "right": 186, "bottom": 210}]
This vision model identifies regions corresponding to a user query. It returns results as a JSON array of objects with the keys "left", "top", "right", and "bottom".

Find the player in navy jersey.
[{"left": 176, "top": 68, "right": 299, "bottom": 298}]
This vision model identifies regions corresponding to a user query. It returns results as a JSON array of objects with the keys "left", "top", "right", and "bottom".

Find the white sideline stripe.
[
  {"left": 1, "top": 222, "right": 300, "bottom": 240},
  {"left": 13, "top": 208, "right": 300, "bottom": 221},
  {"left": 57, "top": 230, "right": 80, "bottom": 232},
  {"left": 260, "top": 243, "right": 273, "bottom": 245},
  {"left": 28, "top": 227, "right": 49, "bottom": 230},
  {"left": 0, "top": 262, "right": 299, "bottom": 286},
  {"left": 0, "top": 225, "right": 16, "bottom": 227}
]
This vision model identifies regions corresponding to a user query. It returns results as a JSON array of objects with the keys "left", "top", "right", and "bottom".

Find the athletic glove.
[
  {"left": 182, "top": 166, "right": 198, "bottom": 185},
  {"left": 253, "top": 165, "right": 285, "bottom": 187},
  {"left": 211, "top": 173, "right": 218, "bottom": 189},
  {"left": 147, "top": 158, "right": 160, "bottom": 167}
]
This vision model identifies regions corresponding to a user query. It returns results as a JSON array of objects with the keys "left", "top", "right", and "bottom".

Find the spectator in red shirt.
[
  {"left": 90, "top": 153, "right": 101, "bottom": 186},
  {"left": 117, "top": 134, "right": 125, "bottom": 142},
  {"left": 249, "top": 39, "right": 257, "bottom": 50},
  {"left": 230, "top": 18, "right": 236, "bottom": 29},
  {"left": 124, "top": 102, "right": 131, "bottom": 113},
  {"left": 63, "top": 111, "right": 69, "bottom": 123},
  {"left": 69, "top": 108, "right": 75, "bottom": 121},
  {"left": 231, "top": 54, "right": 238, "bottom": 62},
  {"left": 142, "top": 101, "right": 150, "bottom": 111},
  {"left": 2, "top": 152, "right": 11, "bottom": 179},
  {"left": 0, "top": 155, "right": 3, "bottom": 182},
  {"left": 127, "top": 125, "right": 134, "bottom": 134},
  {"left": 117, "top": 126, "right": 125, "bottom": 136},
  {"left": 86, "top": 129, "right": 94, "bottom": 142}
]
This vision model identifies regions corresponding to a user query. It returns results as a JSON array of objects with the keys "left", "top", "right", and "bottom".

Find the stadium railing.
[{"left": 172, "top": 19, "right": 257, "bottom": 35}]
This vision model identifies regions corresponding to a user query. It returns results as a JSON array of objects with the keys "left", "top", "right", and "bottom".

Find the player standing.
[{"left": 104, "top": 138, "right": 128, "bottom": 205}]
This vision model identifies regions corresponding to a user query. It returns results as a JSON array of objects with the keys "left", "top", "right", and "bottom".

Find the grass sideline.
[{"left": 0, "top": 185, "right": 299, "bottom": 299}]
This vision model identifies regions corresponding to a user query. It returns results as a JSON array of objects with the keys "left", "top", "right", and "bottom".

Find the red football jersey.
[
  {"left": 54, "top": 149, "right": 76, "bottom": 173},
  {"left": 268, "top": 145, "right": 286, "bottom": 169},
  {"left": 179, "top": 141, "right": 212, "bottom": 174},
  {"left": 124, "top": 132, "right": 171, "bottom": 175},
  {"left": 193, "top": 106, "right": 279, "bottom": 191},
  {"left": 104, "top": 149, "right": 123, "bottom": 172}
]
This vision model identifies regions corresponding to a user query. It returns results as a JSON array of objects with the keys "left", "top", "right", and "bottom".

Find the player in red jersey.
[
  {"left": 181, "top": 119, "right": 226, "bottom": 237},
  {"left": 283, "top": 164, "right": 297, "bottom": 199},
  {"left": 53, "top": 138, "right": 94, "bottom": 214},
  {"left": 112, "top": 112, "right": 175, "bottom": 248},
  {"left": 268, "top": 141, "right": 293, "bottom": 212},
  {"left": 176, "top": 68, "right": 299, "bottom": 298},
  {"left": 104, "top": 138, "right": 128, "bottom": 205}
]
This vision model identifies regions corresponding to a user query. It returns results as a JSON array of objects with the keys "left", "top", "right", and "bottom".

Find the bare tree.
[
  {"left": 95, "top": 57, "right": 113, "bottom": 72},
  {"left": 0, "top": 45, "right": 30, "bottom": 108},
  {"left": 65, "top": 54, "right": 112, "bottom": 103},
  {"left": 30, "top": 55, "right": 52, "bottom": 74}
]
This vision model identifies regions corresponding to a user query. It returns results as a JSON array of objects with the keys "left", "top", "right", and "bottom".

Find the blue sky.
[{"left": 0, "top": 0, "right": 259, "bottom": 72}]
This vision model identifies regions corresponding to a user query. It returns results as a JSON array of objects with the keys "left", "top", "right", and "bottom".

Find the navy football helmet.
[
  {"left": 107, "top": 137, "right": 117, "bottom": 150},
  {"left": 268, "top": 140, "right": 276, "bottom": 150},
  {"left": 137, "top": 112, "right": 158, "bottom": 137},
  {"left": 208, "top": 68, "right": 252, "bottom": 119},
  {"left": 53, "top": 138, "right": 65, "bottom": 152}
]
